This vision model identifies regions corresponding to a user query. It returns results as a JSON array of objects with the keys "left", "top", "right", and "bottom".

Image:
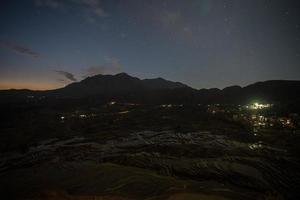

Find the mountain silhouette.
[{"left": 1, "top": 73, "right": 300, "bottom": 107}]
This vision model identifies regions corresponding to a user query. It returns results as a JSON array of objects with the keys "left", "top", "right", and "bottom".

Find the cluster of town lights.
[{"left": 247, "top": 102, "right": 272, "bottom": 110}]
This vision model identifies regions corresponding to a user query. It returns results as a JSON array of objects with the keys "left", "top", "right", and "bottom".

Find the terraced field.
[{"left": 1, "top": 130, "right": 299, "bottom": 199}]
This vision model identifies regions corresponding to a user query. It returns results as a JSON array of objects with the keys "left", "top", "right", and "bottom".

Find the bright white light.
[{"left": 249, "top": 102, "right": 272, "bottom": 110}]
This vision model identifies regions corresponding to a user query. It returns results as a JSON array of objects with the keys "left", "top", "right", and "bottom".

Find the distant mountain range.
[
  {"left": 1, "top": 73, "right": 300, "bottom": 106},
  {"left": 53, "top": 73, "right": 189, "bottom": 96}
]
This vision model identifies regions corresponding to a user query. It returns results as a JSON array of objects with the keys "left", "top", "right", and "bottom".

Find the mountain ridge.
[{"left": 1, "top": 73, "right": 300, "bottom": 106}]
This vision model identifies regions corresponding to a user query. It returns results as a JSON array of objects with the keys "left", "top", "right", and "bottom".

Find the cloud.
[
  {"left": 1, "top": 42, "right": 40, "bottom": 58},
  {"left": 55, "top": 70, "right": 77, "bottom": 82},
  {"left": 85, "top": 57, "right": 122, "bottom": 76},
  {"left": 54, "top": 57, "right": 121, "bottom": 83},
  {"left": 56, "top": 78, "right": 67, "bottom": 82}
]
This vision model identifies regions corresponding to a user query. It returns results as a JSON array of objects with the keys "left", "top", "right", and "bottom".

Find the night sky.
[{"left": 0, "top": 0, "right": 300, "bottom": 90}]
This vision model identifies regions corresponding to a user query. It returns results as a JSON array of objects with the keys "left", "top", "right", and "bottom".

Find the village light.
[{"left": 248, "top": 102, "right": 272, "bottom": 110}]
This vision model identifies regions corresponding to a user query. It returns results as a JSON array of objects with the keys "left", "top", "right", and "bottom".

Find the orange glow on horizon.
[{"left": 0, "top": 81, "right": 65, "bottom": 91}]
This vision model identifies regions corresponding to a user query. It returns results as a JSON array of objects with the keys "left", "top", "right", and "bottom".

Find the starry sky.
[{"left": 0, "top": 0, "right": 300, "bottom": 90}]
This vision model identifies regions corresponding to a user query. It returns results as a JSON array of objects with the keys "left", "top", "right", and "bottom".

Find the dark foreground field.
[{"left": 1, "top": 104, "right": 300, "bottom": 200}]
